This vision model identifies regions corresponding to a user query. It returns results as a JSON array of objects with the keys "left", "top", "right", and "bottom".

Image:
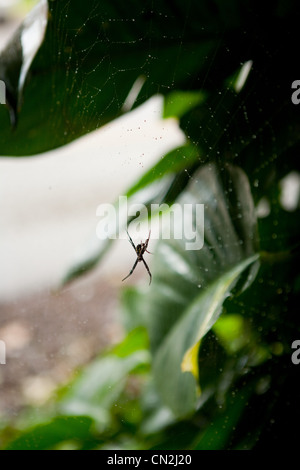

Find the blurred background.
[{"left": 0, "top": 0, "right": 184, "bottom": 417}]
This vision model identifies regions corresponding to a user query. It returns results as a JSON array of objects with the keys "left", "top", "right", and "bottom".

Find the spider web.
[
  {"left": 0, "top": 0, "right": 299, "bottom": 429},
  {"left": 49, "top": 1, "right": 299, "bottom": 324},
  {"left": 1, "top": 0, "right": 299, "bottom": 295}
]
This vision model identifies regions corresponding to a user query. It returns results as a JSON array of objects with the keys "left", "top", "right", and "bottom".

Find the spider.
[{"left": 122, "top": 230, "right": 152, "bottom": 285}]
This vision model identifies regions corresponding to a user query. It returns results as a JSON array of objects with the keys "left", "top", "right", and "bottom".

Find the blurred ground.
[
  {"left": 0, "top": 5, "right": 184, "bottom": 419},
  {"left": 0, "top": 275, "right": 123, "bottom": 416}
]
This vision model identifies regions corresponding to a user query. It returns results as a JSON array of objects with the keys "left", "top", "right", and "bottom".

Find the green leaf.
[
  {"left": 58, "top": 328, "right": 150, "bottom": 427},
  {"left": 127, "top": 145, "right": 200, "bottom": 198},
  {"left": 163, "top": 90, "right": 207, "bottom": 119},
  {"left": 146, "top": 163, "right": 260, "bottom": 417},
  {"left": 0, "top": 0, "right": 218, "bottom": 156},
  {"left": 212, "top": 314, "right": 249, "bottom": 354},
  {"left": 120, "top": 286, "right": 148, "bottom": 331},
  {"left": 0, "top": 0, "right": 48, "bottom": 127},
  {"left": 5, "top": 416, "right": 93, "bottom": 450},
  {"left": 3, "top": 1, "right": 293, "bottom": 156},
  {"left": 152, "top": 255, "right": 258, "bottom": 417},
  {"left": 192, "top": 382, "right": 253, "bottom": 450}
]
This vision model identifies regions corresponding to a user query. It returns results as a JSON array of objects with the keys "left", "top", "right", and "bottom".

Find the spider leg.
[
  {"left": 126, "top": 230, "right": 136, "bottom": 252},
  {"left": 144, "top": 230, "right": 151, "bottom": 250},
  {"left": 122, "top": 258, "right": 139, "bottom": 282},
  {"left": 142, "top": 257, "right": 152, "bottom": 285}
]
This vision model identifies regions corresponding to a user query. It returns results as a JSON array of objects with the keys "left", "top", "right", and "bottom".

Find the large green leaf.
[
  {"left": 5, "top": 416, "right": 93, "bottom": 450},
  {"left": 58, "top": 327, "right": 150, "bottom": 427},
  {"left": 0, "top": 0, "right": 219, "bottom": 156},
  {"left": 145, "top": 163, "right": 260, "bottom": 416},
  {"left": 1, "top": 0, "right": 297, "bottom": 156}
]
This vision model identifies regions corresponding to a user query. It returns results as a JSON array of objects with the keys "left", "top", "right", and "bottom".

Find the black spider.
[{"left": 122, "top": 230, "right": 152, "bottom": 285}]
